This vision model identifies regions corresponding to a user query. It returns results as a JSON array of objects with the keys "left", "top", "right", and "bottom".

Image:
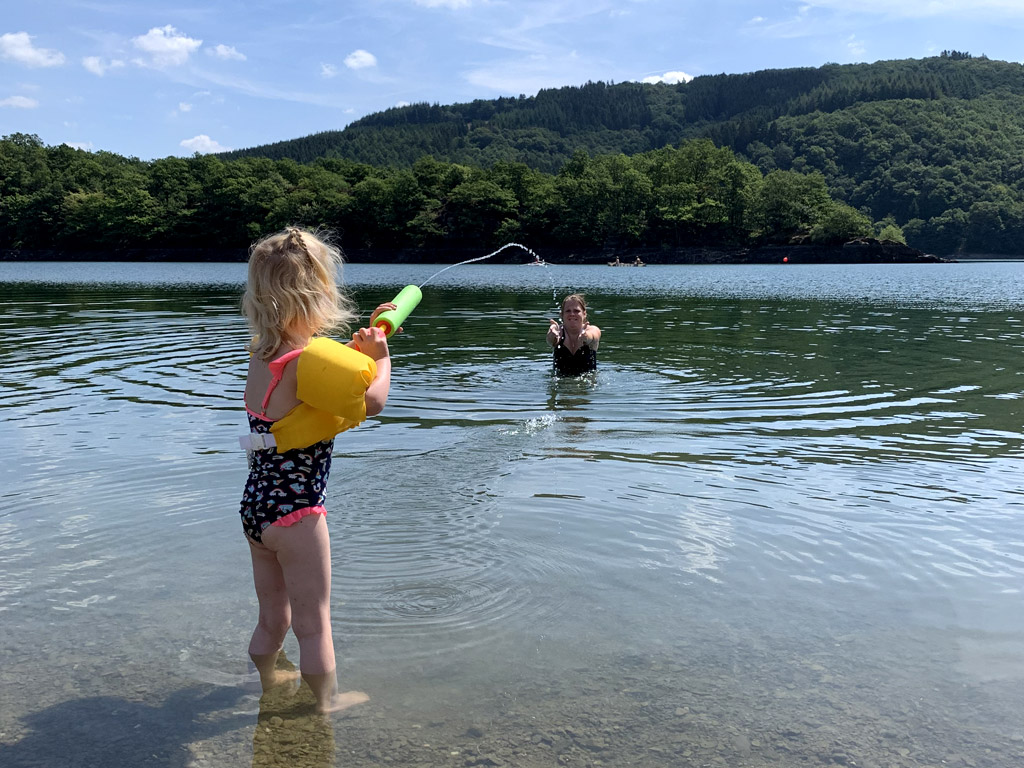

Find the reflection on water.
[
  {"left": 2, "top": 261, "right": 1024, "bottom": 766},
  {"left": 251, "top": 653, "right": 335, "bottom": 768}
]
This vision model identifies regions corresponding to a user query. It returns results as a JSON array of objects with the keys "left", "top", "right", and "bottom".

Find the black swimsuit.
[{"left": 553, "top": 329, "right": 597, "bottom": 376}]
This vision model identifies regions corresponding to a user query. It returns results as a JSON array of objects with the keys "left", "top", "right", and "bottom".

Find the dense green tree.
[
  {"left": 878, "top": 223, "right": 907, "bottom": 244},
  {"left": 809, "top": 202, "right": 874, "bottom": 244},
  {"left": 442, "top": 176, "right": 518, "bottom": 245},
  {"left": 207, "top": 54, "right": 1024, "bottom": 253},
  {"left": 7, "top": 52, "right": 1024, "bottom": 259},
  {"left": 752, "top": 170, "right": 832, "bottom": 242}
]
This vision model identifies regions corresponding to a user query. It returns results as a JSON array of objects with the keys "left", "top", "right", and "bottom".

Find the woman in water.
[{"left": 547, "top": 293, "right": 601, "bottom": 376}]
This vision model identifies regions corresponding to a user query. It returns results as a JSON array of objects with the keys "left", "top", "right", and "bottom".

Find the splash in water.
[
  {"left": 534, "top": 258, "right": 558, "bottom": 305},
  {"left": 419, "top": 243, "right": 544, "bottom": 288}
]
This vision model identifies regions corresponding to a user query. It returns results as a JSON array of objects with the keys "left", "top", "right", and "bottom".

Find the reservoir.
[{"left": 2, "top": 259, "right": 1023, "bottom": 767}]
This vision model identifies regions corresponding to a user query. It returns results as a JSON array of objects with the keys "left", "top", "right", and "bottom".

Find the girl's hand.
[
  {"left": 352, "top": 326, "right": 390, "bottom": 360},
  {"left": 369, "top": 302, "right": 402, "bottom": 334}
]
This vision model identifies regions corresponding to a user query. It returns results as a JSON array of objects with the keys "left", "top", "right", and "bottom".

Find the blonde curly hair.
[{"left": 242, "top": 227, "right": 358, "bottom": 360}]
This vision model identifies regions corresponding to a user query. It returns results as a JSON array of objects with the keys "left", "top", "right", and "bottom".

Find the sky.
[{"left": 2, "top": 0, "right": 1023, "bottom": 161}]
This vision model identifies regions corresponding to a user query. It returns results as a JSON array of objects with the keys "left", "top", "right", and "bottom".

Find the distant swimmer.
[{"left": 547, "top": 293, "right": 601, "bottom": 376}]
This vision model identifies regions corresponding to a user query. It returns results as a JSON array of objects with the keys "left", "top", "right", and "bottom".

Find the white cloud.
[
  {"left": 82, "top": 56, "right": 125, "bottom": 76},
  {"left": 180, "top": 67, "right": 360, "bottom": 108},
  {"left": 179, "top": 102, "right": 193, "bottom": 112},
  {"left": 396, "top": 100, "right": 411, "bottom": 107},
  {"left": 209, "top": 44, "right": 246, "bottom": 61},
  {"left": 344, "top": 49, "right": 377, "bottom": 69},
  {"left": 320, "top": 63, "right": 338, "bottom": 78},
  {"left": 846, "top": 34, "right": 866, "bottom": 57},
  {"left": 0, "top": 32, "right": 65, "bottom": 68},
  {"left": 132, "top": 26, "right": 202, "bottom": 68},
  {"left": 414, "top": 0, "right": 473, "bottom": 7},
  {"left": 180, "top": 134, "right": 230, "bottom": 153},
  {"left": 641, "top": 70, "right": 694, "bottom": 84},
  {"left": 0, "top": 95, "right": 39, "bottom": 108},
  {"left": 64, "top": 141, "right": 94, "bottom": 151},
  {"left": 802, "top": 0, "right": 1024, "bottom": 17}
]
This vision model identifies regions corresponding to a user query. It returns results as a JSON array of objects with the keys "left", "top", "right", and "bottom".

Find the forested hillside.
[
  {"left": 220, "top": 53, "right": 1024, "bottom": 255},
  {"left": 3, "top": 53, "right": 1023, "bottom": 256},
  {"left": 0, "top": 133, "right": 887, "bottom": 258}
]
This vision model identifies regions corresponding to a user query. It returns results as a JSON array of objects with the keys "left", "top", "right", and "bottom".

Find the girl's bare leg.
[
  {"left": 247, "top": 538, "right": 299, "bottom": 691},
  {"left": 263, "top": 515, "right": 368, "bottom": 713}
]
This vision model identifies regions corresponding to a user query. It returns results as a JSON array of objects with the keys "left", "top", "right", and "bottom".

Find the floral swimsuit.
[{"left": 239, "top": 349, "right": 333, "bottom": 544}]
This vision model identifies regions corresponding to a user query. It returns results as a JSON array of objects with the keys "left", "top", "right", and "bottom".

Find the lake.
[{"left": 2, "top": 259, "right": 1024, "bottom": 768}]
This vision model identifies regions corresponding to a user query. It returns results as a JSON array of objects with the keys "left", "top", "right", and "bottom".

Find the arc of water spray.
[{"left": 418, "top": 243, "right": 543, "bottom": 288}]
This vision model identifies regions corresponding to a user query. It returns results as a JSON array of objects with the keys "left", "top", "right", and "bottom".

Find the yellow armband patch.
[{"left": 269, "top": 337, "right": 377, "bottom": 453}]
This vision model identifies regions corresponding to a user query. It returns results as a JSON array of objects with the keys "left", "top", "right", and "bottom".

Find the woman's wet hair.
[{"left": 561, "top": 293, "right": 588, "bottom": 315}]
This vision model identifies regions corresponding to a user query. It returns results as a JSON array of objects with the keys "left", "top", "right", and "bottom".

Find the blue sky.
[{"left": 2, "top": 0, "right": 1022, "bottom": 160}]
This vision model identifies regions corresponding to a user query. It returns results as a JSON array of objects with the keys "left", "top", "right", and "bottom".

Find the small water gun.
[{"left": 373, "top": 285, "right": 422, "bottom": 337}]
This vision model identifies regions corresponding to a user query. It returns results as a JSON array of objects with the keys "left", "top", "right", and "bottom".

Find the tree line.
[
  {"left": 218, "top": 55, "right": 1024, "bottom": 254},
  {"left": 0, "top": 132, "right": 903, "bottom": 257}
]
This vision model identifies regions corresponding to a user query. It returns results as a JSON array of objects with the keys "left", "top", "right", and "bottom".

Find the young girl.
[
  {"left": 239, "top": 227, "right": 392, "bottom": 713},
  {"left": 547, "top": 293, "right": 602, "bottom": 376}
]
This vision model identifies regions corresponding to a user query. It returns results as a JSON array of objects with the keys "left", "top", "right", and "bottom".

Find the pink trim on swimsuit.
[
  {"left": 240, "top": 344, "right": 331, "bottom": 545},
  {"left": 261, "top": 348, "right": 303, "bottom": 412},
  {"left": 271, "top": 505, "right": 327, "bottom": 527},
  {"left": 244, "top": 347, "right": 304, "bottom": 418}
]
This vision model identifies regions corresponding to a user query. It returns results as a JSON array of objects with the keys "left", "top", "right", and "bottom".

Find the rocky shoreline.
[{"left": 0, "top": 239, "right": 950, "bottom": 265}]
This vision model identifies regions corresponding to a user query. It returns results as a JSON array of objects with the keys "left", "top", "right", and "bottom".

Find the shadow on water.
[
  {"left": 0, "top": 685, "right": 248, "bottom": 768},
  {"left": 250, "top": 653, "right": 336, "bottom": 768}
]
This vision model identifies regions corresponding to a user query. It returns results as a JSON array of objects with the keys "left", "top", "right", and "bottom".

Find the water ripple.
[{"left": 3, "top": 266, "right": 1024, "bottom": 661}]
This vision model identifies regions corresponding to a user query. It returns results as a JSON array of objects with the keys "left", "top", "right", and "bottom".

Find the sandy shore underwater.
[{"left": 3, "top": 621, "right": 1021, "bottom": 768}]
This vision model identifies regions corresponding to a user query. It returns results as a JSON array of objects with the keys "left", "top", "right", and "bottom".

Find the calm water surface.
[{"left": 2, "top": 260, "right": 1024, "bottom": 767}]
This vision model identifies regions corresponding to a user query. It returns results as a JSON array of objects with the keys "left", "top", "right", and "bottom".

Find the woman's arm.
[
  {"left": 547, "top": 319, "right": 561, "bottom": 347},
  {"left": 581, "top": 324, "right": 601, "bottom": 350}
]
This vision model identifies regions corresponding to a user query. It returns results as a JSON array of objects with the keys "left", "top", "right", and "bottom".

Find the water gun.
[{"left": 372, "top": 285, "right": 422, "bottom": 337}]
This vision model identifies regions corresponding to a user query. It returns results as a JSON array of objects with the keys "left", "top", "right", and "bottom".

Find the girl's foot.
[
  {"left": 320, "top": 690, "right": 369, "bottom": 714},
  {"left": 250, "top": 650, "right": 301, "bottom": 693},
  {"left": 302, "top": 670, "right": 370, "bottom": 714},
  {"left": 264, "top": 667, "right": 301, "bottom": 690}
]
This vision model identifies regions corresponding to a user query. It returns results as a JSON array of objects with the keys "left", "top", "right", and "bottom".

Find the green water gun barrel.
[{"left": 374, "top": 284, "right": 422, "bottom": 337}]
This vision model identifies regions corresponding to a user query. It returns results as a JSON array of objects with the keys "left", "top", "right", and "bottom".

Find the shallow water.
[{"left": 2, "top": 259, "right": 1024, "bottom": 767}]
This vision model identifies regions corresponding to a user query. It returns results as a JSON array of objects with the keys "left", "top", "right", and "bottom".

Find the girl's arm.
[
  {"left": 364, "top": 358, "right": 391, "bottom": 416},
  {"left": 581, "top": 323, "right": 601, "bottom": 350},
  {"left": 351, "top": 327, "right": 391, "bottom": 416}
]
